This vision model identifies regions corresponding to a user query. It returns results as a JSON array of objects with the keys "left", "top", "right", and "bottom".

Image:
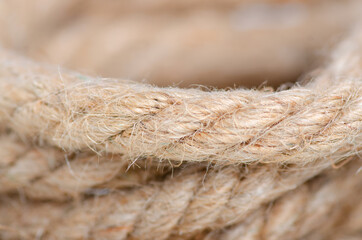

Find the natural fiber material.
[
  {"left": 1, "top": 160, "right": 360, "bottom": 239},
  {"left": 206, "top": 161, "right": 362, "bottom": 240},
  {"left": 0, "top": 2, "right": 361, "bottom": 240},
  {"left": 0, "top": 29, "right": 361, "bottom": 164}
]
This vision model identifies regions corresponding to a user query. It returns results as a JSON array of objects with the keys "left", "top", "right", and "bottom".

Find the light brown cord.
[
  {"left": 205, "top": 161, "right": 362, "bottom": 240},
  {"left": 0, "top": 28, "right": 361, "bottom": 165},
  {"left": 0, "top": 134, "right": 173, "bottom": 200},
  {"left": 0, "top": 160, "right": 360, "bottom": 240},
  {"left": 0, "top": 5, "right": 361, "bottom": 240}
]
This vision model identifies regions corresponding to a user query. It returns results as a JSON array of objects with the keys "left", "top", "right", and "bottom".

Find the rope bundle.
[{"left": 0, "top": 1, "right": 361, "bottom": 240}]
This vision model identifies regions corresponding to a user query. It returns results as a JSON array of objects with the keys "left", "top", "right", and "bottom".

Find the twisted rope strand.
[
  {"left": 0, "top": 28, "right": 361, "bottom": 165},
  {"left": 0, "top": 160, "right": 360, "bottom": 240},
  {"left": 206, "top": 161, "right": 362, "bottom": 240},
  {"left": 0, "top": 9, "right": 361, "bottom": 240},
  {"left": 0, "top": 134, "right": 173, "bottom": 200}
]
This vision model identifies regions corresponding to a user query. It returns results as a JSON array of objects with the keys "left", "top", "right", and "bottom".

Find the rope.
[
  {"left": 0, "top": 134, "right": 172, "bottom": 200},
  {"left": 1, "top": 160, "right": 360, "bottom": 239},
  {"left": 0, "top": 3, "right": 361, "bottom": 240},
  {"left": 0, "top": 29, "right": 361, "bottom": 165}
]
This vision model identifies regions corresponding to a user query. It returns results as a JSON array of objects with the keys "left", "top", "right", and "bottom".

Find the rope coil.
[{"left": 0, "top": 2, "right": 361, "bottom": 240}]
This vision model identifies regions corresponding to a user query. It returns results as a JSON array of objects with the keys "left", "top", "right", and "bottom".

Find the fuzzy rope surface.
[
  {"left": 206, "top": 161, "right": 362, "bottom": 240},
  {"left": 0, "top": 7, "right": 361, "bottom": 240},
  {"left": 0, "top": 29, "right": 361, "bottom": 165},
  {"left": 0, "top": 133, "right": 174, "bottom": 200},
  {"left": 1, "top": 160, "right": 360, "bottom": 240},
  {"left": 0, "top": 28, "right": 361, "bottom": 240}
]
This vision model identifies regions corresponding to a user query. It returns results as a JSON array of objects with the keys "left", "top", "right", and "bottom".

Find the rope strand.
[{"left": 0, "top": 29, "right": 361, "bottom": 165}]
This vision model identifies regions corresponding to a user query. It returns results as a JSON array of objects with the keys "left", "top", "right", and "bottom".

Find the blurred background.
[{"left": 0, "top": 0, "right": 361, "bottom": 89}]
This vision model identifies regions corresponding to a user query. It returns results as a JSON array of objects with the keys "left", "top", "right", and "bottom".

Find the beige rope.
[
  {"left": 0, "top": 4, "right": 361, "bottom": 240},
  {"left": 0, "top": 27, "right": 361, "bottom": 165},
  {"left": 205, "top": 161, "right": 362, "bottom": 240},
  {"left": 0, "top": 134, "right": 357, "bottom": 238},
  {"left": 0, "top": 160, "right": 360, "bottom": 240},
  {"left": 0, "top": 134, "right": 173, "bottom": 200}
]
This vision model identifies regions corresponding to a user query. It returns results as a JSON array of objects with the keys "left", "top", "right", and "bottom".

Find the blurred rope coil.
[{"left": 0, "top": 1, "right": 361, "bottom": 240}]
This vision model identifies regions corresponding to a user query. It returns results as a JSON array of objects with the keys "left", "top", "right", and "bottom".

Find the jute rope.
[
  {"left": 0, "top": 2, "right": 361, "bottom": 240},
  {"left": 1, "top": 160, "right": 360, "bottom": 239},
  {"left": 0, "top": 133, "right": 175, "bottom": 200},
  {"left": 1, "top": 133, "right": 359, "bottom": 238},
  {"left": 206, "top": 161, "right": 362, "bottom": 240},
  {"left": 0, "top": 27, "right": 361, "bottom": 164}
]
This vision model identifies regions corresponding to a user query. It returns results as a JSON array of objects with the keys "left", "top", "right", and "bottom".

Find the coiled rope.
[{"left": 0, "top": 6, "right": 361, "bottom": 240}]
